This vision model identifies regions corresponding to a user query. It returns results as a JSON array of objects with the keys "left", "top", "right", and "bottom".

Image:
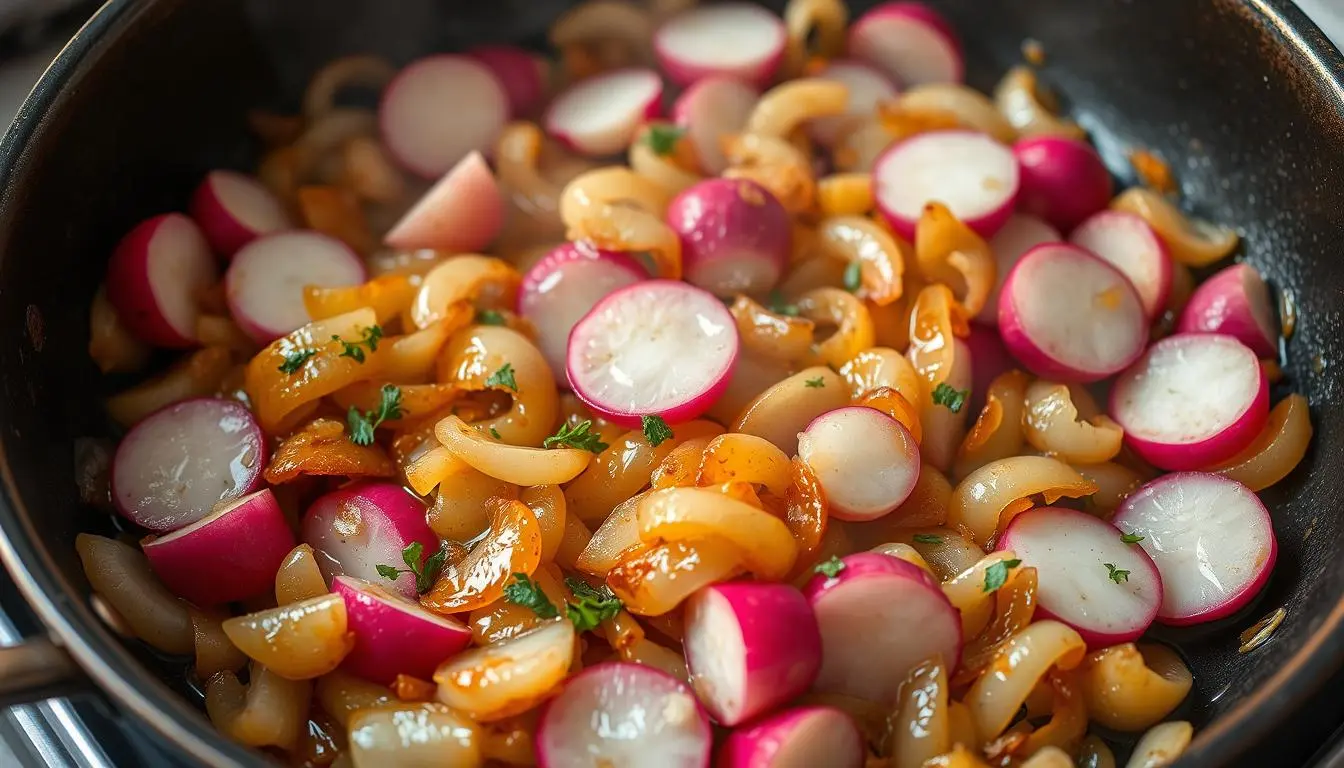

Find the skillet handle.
[{"left": 0, "top": 637, "right": 85, "bottom": 707}]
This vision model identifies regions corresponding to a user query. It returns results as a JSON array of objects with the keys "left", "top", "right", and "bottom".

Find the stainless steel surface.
[{"left": 0, "top": 638, "right": 80, "bottom": 707}]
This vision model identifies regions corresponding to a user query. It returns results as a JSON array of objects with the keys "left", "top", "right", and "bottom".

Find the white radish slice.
[
  {"left": 672, "top": 76, "right": 759, "bottom": 174},
  {"left": 225, "top": 230, "right": 366, "bottom": 343},
  {"left": 189, "top": 170, "right": 291, "bottom": 258},
  {"left": 302, "top": 482, "right": 438, "bottom": 600},
  {"left": 873, "top": 130, "right": 1019, "bottom": 239},
  {"left": 1013, "top": 135, "right": 1114, "bottom": 233},
  {"left": 1112, "top": 473, "right": 1277, "bottom": 625},
  {"left": 111, "top": 398, "right": 266, "bottom": 532},
  {"left": 105, "top": 213, "right": 216, "bottom": 349},
  {"left": 1110, "top": 333, "right": 1269, "bottom": 470},
  {"left": 379, "top": 55, "right": 509, "bottom": 178},
  {"left": 808, "top": 59, "right": 900, "bottom": 146},
  {"left": 537, "top": 661, "right": 712, "bottom": 768},
  {"left": 997, "top": 506, "right": 1162, "bottom": 647},
  {"left": 683, "top": 583, "right": 821, "bottom": 726},
  {"left": 654, "top": 2, "right": 786, "bottom": 88},
  {"left": 467, "top": 45, "right": 548, "bottom": 117},
  {"left": 384, "top": 151, "right": 504, "bottom": 252},
  {"left": 567, "top": 280, "right": 738, "bottom": 427},
  {"left": 545, "top": 68, "right": 664, "bottom": 157},
  {"left": 332, "top": 576, "right": 472, "bottom": 685},
  {"left": 805, "top": 553, "right": 961, "bottom": 703},
  {"left": 797, "top": 406, "right": 920, "bottom": 522},
  {"left": 1177, "top": 263, "right": 1279, "bottom": 358},
  {"left": 976, "top": 213, "right": 1062, "bottom": 324},
  {"left": 1070, "top": 211, "right": 1172, "bottom": 318},
  {"left": 997, "top": 243, "right": 1146, "bottom": 382},
  {"left": 666, "top": 178, "right": 791, "bottom": 297},
  {"left": 719, "top": 706, "right": 866, "bottom": 768},
  {"left": 848, "top": 2, "right": 963, "bottom": 87}
]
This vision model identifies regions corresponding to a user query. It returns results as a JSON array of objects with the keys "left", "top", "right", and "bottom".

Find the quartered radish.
[
  {"left": 672, "top": 76, "right": 759, "bottom": 174},
  {"left": 848, "top": 2, "right": 963, "bottom": 87},
  {"left": 143, "top": 488, "right": 294, "bottom": 606},
  {"left": 805, "top": 553, "right": 960, "bottom": 703},
  {"left": 302, "top": 482, "right": 438, "bottom": 600},
  {"left": 380, "top": 55, "right": 509, "bottom": 178},
  {"left": 873, "top": 130, "right": 1019, "bottom": 239},
  {"left": 545, "top": 68, "right": 664, "bottom": 157},
  {"left": 225, "top": 230, "right": 366, "bottom": 343},
  {"left": 467, "top": 45, "right": 548, "bottom": 117},
  {"left": 1111, "top": 333, "right": 1269, "bottom": 470},
  {"left": 189, "top": 170, "right": 291, "bottom": 258},
  {"left": 683, "top": 582, "right": 821, "bottom": 726},
  {"left": 809, "top": 60, "right": 900, "bottom": 146},
  {"left": 1013, "top": 135, "right": 1114, "bottom": 233},
  {"left": 332, "top": 576, "right": 472, "bottom": 685},
  {"left": 567, "top": 280, "right": 738, "bottom": 426},
  {"left": 537, "top": 662, "right": 712, "bottom": 768},
  {"left": 1112, "top": 473, "right": 1277, "bottom": 625},
  {"left": 1070, "top": 210, "right": 1172, "bottom": 318},
  {"left": 1177, "top": 263, "right": 1279, "bottom": 358},
  {"left": 111, "top": 398, "right": 266, "bottom": 532},
  {"left": 667, "top": 178, "right": 791, "bottom": 297},
  {"left": 654, "top": 2, "right": 786, "bottom": 88},
  {"left": 997, "top": 506, "right": 1162, "bottom": 647},
  {"left": 797, "top": 407, "right": 920, "bottom": 522},
  {"left": 977, "top": 213, "right": 1062, "bottom": 324},
  {"left": 384, "top": 151, "right": 504, "bottom": 252},
  {"left": 720, "top": 706, "right": 866, "bottom": 768},
  {"left": 105, "top": 213, "right": 216, "bottom": 348},
  {"left": 998, "top": 243, "right": 1146, "bottom": 382}
]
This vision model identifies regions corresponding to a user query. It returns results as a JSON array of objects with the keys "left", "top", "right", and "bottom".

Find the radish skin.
[
  {"left": 848, "top": 2, "right": 963, "bottom": 87},
  {"left": 332, "top": 576, "right": 472, "bottom": 684},
  {"left": 105, "top": 213, "right": 217, "bottom": 348},
  {"left": 797, "top": 407, "right": 920, "bottom": 521},
  {"left": 1070, "top": 210, "right": 1172, "bottom": 319},
  {"left": 667, "top": 178, "right": 791, "bottom": 297},
  {"left": 467, "top": 45, "right": 548, "bottom": 117},
  {"left": 1176, "top": 263, "right": 1279, "bottom": 358},
  {"left": 719, "top": 706, "right": 866, "bottom": 768},
  {"left": 809, "top": 60, "right": 900, "bottom": 146},
  {"left": 380, "top": 55, "right": 509, "bottom": 178},
  {"left": 384, "top": 151, "right": 504, "bottom": 252},
  {"left": 977, "top": 213, "right": 1062, "bottom": 324},
  {"left": 546, "top": 68, "right": 664, "bottom": 157},
  {"left": 1013, "top": 135, "right": 1114, "bottom": 233},
  {"left": 672, "top": 76, "right": 759, "bottom": 174},
  {"left": 302, "top": 482, "right": 438, "bottom": 600},
  {"left": 654, "top": 3, "right": 786, "bottom": 88},
  {"left": 225, "top": 231, "right": 366, "bottom": 343},
  {"left": 189, "top": 170, "right": 290, "bottom": 258},
  {"left": 873, "top": 130, "right": 1019, "bottom": 239}
]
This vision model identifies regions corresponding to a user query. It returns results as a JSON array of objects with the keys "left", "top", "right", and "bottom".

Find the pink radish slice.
[
  {"left": 1070, "top": 211, "right": 1172, "bottom": 319},
  {"left": 567, "top": 280, "right": 738, "bottom": 427},
  {"left": 302, "top": 482, "right": 438, "bottom": 600},
  {"left": 654, "top": 2, "right": 786, "bottom": 88},
  {"left": 545, "top": 68, "right": 664, "bottom": 157},
  {"left": 997, "top": 243, "right": 1146, "bottom": 382},
  {"left": 1112, "top": 473, "right": 1277, "bottom": 625},
  {"left": 105, "top": 213, "right": 216, "bottom": 348},
  {"left": 379, "top": 55, "right": 508, "bottom": 178},
  {"left": 719, "top": 706, "right": 866, "bottom": 768},
  {"left": 538, "top": 662, "right": 712, "bottom": 768},
  {"left": 1013, "top": 135, "right": 1114, "bottom": 233},
  {"left": 111, "top": 398, "right": 266, "bottom": 532},
  {"left": 672, "top": 76, "right": 759, "bottom": 175},
  {"left": 683, "top": 583, "right": 821, "bottom": 726},
  {"left": 848, "top": 2, "right": 963, "bottom": 87},
  {"left": 809, "top": 60, "right": 900, "bottom": 146},
  {"left": 467, "top": 45, "right": 548, "bottom": 117},
  {"left": 1110, "top": 333, "right": 1268, "bottom": 470},
  {"left": 332, "top": 576, "right": 472, "bottom": 684},
  {"left": 976, "top": 213, "right": 1062, "bottom": 324},
  {"left": 873, "top": 130, "right": 1019, "bottom": 239},
  {"left": 518, "top": 242, "right": 648, "bottom": 383},
  {"left": 1176, "top": 263, "right": 1279, "bottom": 358},
  {"left": 965, "top": 323, "right": 1016, "bottom": 415},
  {"left": 142, "top": 488, "right": 294, "bottom": 606},
  {"left": 667, "top": 178, "right": 791, "bottom": 297},
  {"left": 797, "top": 406, "right": 920, "bottom": 522},
  {"left": 225, "top": 230, "right": 366, "bottom": 343},
  {"left": 189, "top": 170, "right": 291, "bottom": 258},
  {"left": 384, "top": 151, "right": 504, "bottom": 252},
  {"left": 805, "top": 553, "right": 960, "bottom": 703},
  {"left": 997, "top": 506, "right": 1162, "bottom": 647}
]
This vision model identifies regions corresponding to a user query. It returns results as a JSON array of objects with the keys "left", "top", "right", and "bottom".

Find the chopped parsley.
[
  {"left": 277, "top": 348, "right": 317, "bottom": 374},
  {"left": 645, "top": 124, "right": 686, "bottom": 156},
  {"left": 489, "top": 427, "right": 502, "bottom": 440},
  {"left": 502, "top": 574, "right": 559, "bottom": 619},
  {"left": 814, "top": 556, "right": 846, "bottom": 578},
  {"left": 564, "top": 577, "right": 624, "bottom": 632},
  {"left": 931, "top": 382, "right": 969, "bottom": 414},
  {"left": 544, "top": 420, "right": 610, "bottom": 453},
  {"left": 332, "top": 325, "right": 384, "bottom": 363},
  {"left": 1120, "top": 532, "right": 1145, "bottom": 544},
  {"left": 642, "top": 415, "right": 674, "bottom": 447},
  {"left": 1105, "top": 563, "right": 1131, "bottom": 584},
  {"left": 347, "top": 384, "right": 404, "bottom": 445},
  {"left": 804, "top": 377, "right": 826, "bottom": 388},
  {"left": 375, "top": 541, "right": 448, "bottom": 594},
  {"left": 843, "top": 260, "right": 862, "bottom": 292},
  {"left": 982, "top": 558, "right": 1023, "bottom": 593},
  {"left": 485, "top": 363, "right": 518, "bottom": 392},
  {"left": 766, "top": 290, "right": 800, "bottom": 317},
  {"left": 475, "top": 309, "right": 507, "bottom": 326},
  {"left": 912, "top": 533, "right": 944, "bottom": 545}
]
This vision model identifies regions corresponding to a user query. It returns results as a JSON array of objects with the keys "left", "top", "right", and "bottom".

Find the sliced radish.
[
  {"left": 797, "top": 406, "right": 920, "bottom": 522},
  {"left": 1013, "top": 135, "right": 1114, "bottom": 233},
  {"left": 111, "top": 398, "right": 265, "bottom": 532},
  {"left": 537, "top": 662, "right": 712, "bottom": 768},
  {"left": 976, "top": 213, "right": 1062, "bottom": 324},
  {"left": 1110, "top": 333, "right": 1269, "bottom": 470},
  {"left": 1176, "top": 263, "right": 1279, "bottom": 358},
  {"left": 965, "top": 323, "right": 1016, "bottom": 415},
  {"left": 683, "top": 583, "right": 821, "bottom": 726},
  {"left": 384, "top": 151, "right": 504, "bottom": 252},
  {"left": 997, "top": 243, "right": 1146, "bottom": 382},
  {"left": 467, "top": 45, "right": 548, "bottom": 117},
  {"left": 105, "top": 213, "right": 216, "bottom": 348},
  {"left": 302, "top": 482, "right": 438, "bottom": 600},
  {"left": 225, "top": 230, "right": 366, "bottom": 343},
  {"left": 189, "top": 170, "right": 291, "bottom": 258},
  {"left": 848, "top": 2, "right": 963, "bottom": 87},
  {"left": 997, "top": 506, "right": 1162, "bottom": 647},
  {"left": 567, "top": 280, "right": 738, "bottom": 427},
  {"left": 672, "top": 76, "right": 759, "bottom": 174},
  {"left": 719, "top": 706, "right": 866, "bottom": 768},
  {"left": 1070, "top": 211, "right": 1172, "bottom": 318},
  {"left": 667, "top": 178, "right": 791, "bottom": 297},
  {"left": 654, "top": 2, "right": 786, "bottom": 88},
  {"left": 332, "top": 576, "right": 472, "bottom": 684},
  {"left": 1112, "top": 473, "right": 1277, "bottom": 625},
  {"left": 379, "top": 55, "right": 508, "bottom": 178},
  {"left": 805, "top": 553, "right": 960, "bottom": 703},
  {"left": 808, "top": 59, "right": 900, "bottom": 146},
  {"left": 545, "top": 68, "right": 664, "bottom": 157},
  {"left": 143, "top": 488, "right": 294, "bottom": 606},
  {"left": 873, "top": 130, "right": 1019, "bottom": 239}
]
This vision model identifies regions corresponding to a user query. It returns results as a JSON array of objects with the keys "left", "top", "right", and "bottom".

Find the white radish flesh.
[
  {"left": 873, "top": 130, "right": 1019, "bottom": 239},
  {"left": 1013, "top": 135, "right": 1114, "bottom": 232},
  {"left": 719, "top": 706, "right": 866, "bottom": 768},
  {"left": 189, "top": 170, "right": 291, "bottom": 258},
  {"left": 798, "top": 406, "right": 920, "bottom": 521},
  {"left": 1177, "top": 263, "right": 1279, "bottom": 358},
  {"left": 302, "top": 482, "right": 438, "bottom": 600},
  {"left": 809, "top": 60, "right": 900, "bottom": 146},
  {"left": 467, "top": 45, "right": 548, "bottom": 117},
  {"left": 225, "top": 230, "right": 366, "bottom": 343},
  {"left": 545, "top": 68, "right": 664, "bottom": 157},
  {"left": 384, "top": 151, "right": 504, "bottom": 252},
  {"left": 672, "top": 76, "right": 759, "bottom": 174},
  {"left": 105, "top": 213, "right": 216, "bottom": 348},
  {"left": 332, "top": 576, "right": 472, "bottom": 685},
  {"left": 848, "top": 2, "right": 963, "bottom": 87},
  {"left": 654, "top": 3, "right": 786, "bottom": 88},
  {"left": 1070, "top": 211, "right": 1172, "bottom": 319},
  {"left": 977, "top": 213, "right": 1062, "bottom": 324},
  {"left": 380, "top": 55, "right": 508, "bottom": 178},
  {"left": 667, "top": 178, "right": 791, "bottom": 297}
]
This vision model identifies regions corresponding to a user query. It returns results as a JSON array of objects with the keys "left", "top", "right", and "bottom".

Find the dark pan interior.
[{"left": 0, "top": 0, "right": 1342, "bottom": 765}]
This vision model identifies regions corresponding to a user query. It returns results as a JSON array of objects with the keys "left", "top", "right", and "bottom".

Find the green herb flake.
[
  {"left": 645, "top": 124, "right": 686, "bottom": 156},
  {"left": 346, "top": 384, "right": 404, "bottom": 446},
  {"left": 814, "top": 556, "right": 846, "bottom": 578},
  {"left": 376, "top": 541, "right": 449, "bottom": 595},
  {"left": 982, "top": 558, "right": 1023, "bottom": 593},
  {"left": 332, "top": 325, "right": 384, "bottom": 363},
  {"left": 766, "top": 290, "right": 800, "bottom": 317},
  {"left": 544, "top": 419, "right": 610, "bottom": 453},
  {"left": 1105, "top": 563, "right": 1131, "bottom": 584},
  {"left": 277, "top": 348, "right": 317, "bottom": 374},
  {"left": 804, "top": 377, "right": 826, "bottom": 388},
  {"left": 476, "top": 309, "right": 508, "bottom": 326},
  {"left": 485, "top": 363, "right": 518, "bottom": 392},
  {"left": 1120, "top": 532, "right": 1145, "bottom": 544},
  {"left": 489, "top": 427, "right": 502, "bottom": 440},
  {"left": 843, "top": 260, "right": 862, "bottom": 292},
  {"left": 912, "top": 533, "right": 944, "bottom": 545},
  {"left": 503, "top": 573, "right": 560, "bottom": 619},
  {"left": 931, "top": 382, "right": 969, "bottom": 414},
  {"left": 642, "top": 415, "right": 674, "bottom": 447},
  {"left": 564, "top": 577, "right": 623, "bottom": 632}
]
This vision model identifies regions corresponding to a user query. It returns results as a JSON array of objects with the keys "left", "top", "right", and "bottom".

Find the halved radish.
[
  {"left": 654, "top": 2, "right": 786, "bottom": 88},
  {"left": 976, "top": 213, "right": 1062, "bottom": 324},
  {"left": 105, "top": 213, "right": 216, "bottom": 348},
  {"left": 567, "top": 280, "right": 738, "bottom": 426},
  {"left": 797, "top": 406, "right": 920, "bottom": 521},
  {"left": 1176, "top": 263, "right": 1279, "bottom": 358},
  {"left": 667, "top": 178, "right": 791, "bottom": 297},
  {"left": 1070, "top": 210, "right": 1172, "bottom": 319},
  {"left": 302, "top": 482, "right": 438, "bottom": 600},
  {"left": 1110, "top": 333, "right": 1269, "bottom": 470},
  {"left": 537, "top": 662, "right": 712, "bottom": 768},
  {"left": 332, "top": 576, "right": 472, "bottom": 684},
  {"left": 805, "top": 553, "right": 960, "bottom": 703},
  {"left": 1112, "top": 473, "right": 1276, "bottom": 625},
  {"left": 111, "top": 398, "right": 266, "bottom": 532},
  {"left": 997, "top": 243, "right": 1146, "bottom": 382},
  {"left": 225, "top": 230, "right": 366, "bottom": 343},
  {"left": 189, "top": 170, "right": 291, "bottom": 258},
  {"left": 997, "top": 506, "right": 1162, "bottom": 647},
  {"left": 467, "top": 45, "right": 548, "bottom": 117},
  {"left": 672, "top": 76, "right": 759, "bottom": 174},
  {"left": 143, "top": 488, "right": 294, "bottom": 606},
  {"left": 1013, "top": 135, "right": 1114, "bottom": 233},
  {"left": 683, "top": 583, "right": 821, "bottom": 726},
  {"left": 873, "top": 130, "right": 1018, "bottom": 239},
  {"left": 379, "top": 55, "right": 509, "bottom": 178},
  {"left": 384, "top": 151, "right": 504, "bottom": 252},
  {"left": 809, "top": 59, "right": 900, "bottom": 146},
  {"left": 545, "top": 68, "right": 664, "bottom": 157},
  {"left": 848, "top": 2, "right": 963, "bottom": 87},
  {"left": 719, "top": 706, "right": 866, "bottom": 768}
]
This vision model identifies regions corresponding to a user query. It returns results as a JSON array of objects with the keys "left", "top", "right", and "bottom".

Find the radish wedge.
[
  {"left": 1070, "top": 211, "right": 1172, "bottom": 319},
  {"left": 105, "top": 213, "right": 216, "bottom": 348},
  {"left": 384, "top": 151, "right": 504, "bottom": 253},
  {"left": 977, "top": 213, "right": 1062, "bottom": 324},
  {"left": 873, "top": 130, "right": 1018, "bottom": 239},
  {"left": 467, "top": 45, "right": 548, "bottom": 117},
  {"left": 998, "top": 243, "right": 1146, "bottom": 382},
  {"left": 719, "top": 706, "right": 865, "bottom": 768},
  {"left": 537, "top": 662, "right": 712, "bottom": 768},
  {"left": 997, "top": 506, "right": 1162, "bottom": 647},
  {"left": 1112, "top": 473, "right": 1276, "bottom": 625},
  {"left": 654, "top": 2, "right": 786, "bottom": 88},
  {"left": 1176, "top": 263, "right": 1279, "bottom": 358},
  {"left": 809, "top": 60, "right": 900, "bottom": 146},
  {"left": 111, "top": 398, "right": 266, "bottom": 532},
  {"left": 380, "top": 55, "right": 508, "bottom": 178},
  {"left": 848, "top": 2, "right": 963, "bottom": 86},
  {"left": 332, "top": 576, "right": 472, "bottom": 685},
  {"left": 189, "top": 170, "right": 291, "bottom": 258},
  {"left": 672, "top": 76, "right": 759, "bottom": 174},
  {"left": 545, "top": 68, "right": 664, "bottom": 157},
  {"left": 797, "top": 406, "right": 920, "bottom": 522},
  {"left": 567, "top": 280, "right": 738, "bottom": 426},
  {"left": 1111, "top": 333, "right": 1269, "bottom": 470},
  {"left": 1013, "top": 135, "right": 1114, "bottom": 233},
  {"left": 225, "top": 230, "right": 366, "bottom": 343},
  {"left": 302, "top": 482, "right": 438, "bottom": 600},
  {"left": 667, "top": 178, "right": 791, "bottom": 297}
]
